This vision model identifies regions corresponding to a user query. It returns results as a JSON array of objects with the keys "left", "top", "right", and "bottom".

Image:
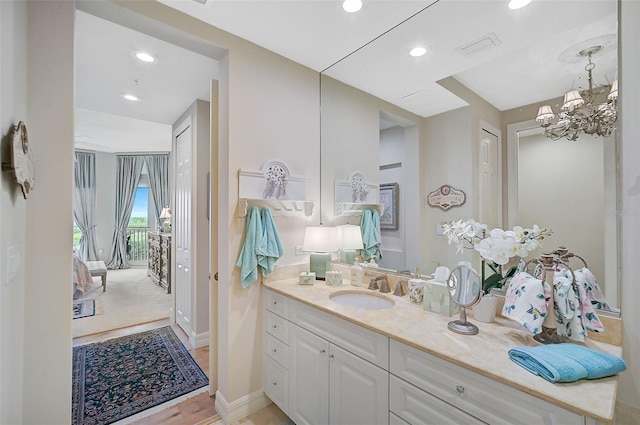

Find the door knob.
[{"left": 214, "top": 272, "right": 219, "bottom": 281}]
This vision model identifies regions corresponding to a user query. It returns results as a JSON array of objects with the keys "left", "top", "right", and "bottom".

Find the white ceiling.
[{"left": 75, "top": 0, "right": 618, "bottom": 152}]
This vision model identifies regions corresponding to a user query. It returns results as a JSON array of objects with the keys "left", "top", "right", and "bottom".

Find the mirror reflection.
[{"left": 320, "top": 0, "right": 619, "bottom": 311}]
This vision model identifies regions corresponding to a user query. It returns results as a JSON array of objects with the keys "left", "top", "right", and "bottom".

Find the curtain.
[
  {"left": 73, "top": 152, "right": 100, "bottom": 261},
  {"left": 144, "top": 154, "right": 170, "bottom": 226},
  {"left": 106, "top": 155, "right": 144, "bottom": 269}
]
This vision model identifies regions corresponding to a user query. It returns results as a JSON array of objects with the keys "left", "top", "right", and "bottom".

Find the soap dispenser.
[{"left": 350, "top": 262, "right": 363, "bottom": 287}]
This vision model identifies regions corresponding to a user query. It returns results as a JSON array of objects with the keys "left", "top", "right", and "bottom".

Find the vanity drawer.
[
  {"left": 264, "top": 356, "right": 289, "bottom": 413},
  {"left": 264, "top": 288, "right": 289, "bottom": 319},
  {"left": 290, "top": 298, "right": 388, "bottom": 369},
  {"left": 264, "top": 331, "right": 289, "bottom": 369},
  {"left": 264, "top": 310, "right": 290, "bottom": 344},
  {"left": 389, "top": 339, "right": 583, "bottom": 425},
  {"left": 390, "top": 375, "right": 486, "bottom": 425}
]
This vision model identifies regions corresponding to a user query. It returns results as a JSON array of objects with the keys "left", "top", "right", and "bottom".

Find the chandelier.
[{"left": 535, "top": 46, "right": 618, "bottom": 141}]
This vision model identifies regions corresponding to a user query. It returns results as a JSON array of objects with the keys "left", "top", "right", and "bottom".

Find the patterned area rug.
[
  {"left": 72, "top": 326, "right": 208, "bottom": 425},
  {"left": 73, "top": 299, "right": 96, "bottom": 319}
]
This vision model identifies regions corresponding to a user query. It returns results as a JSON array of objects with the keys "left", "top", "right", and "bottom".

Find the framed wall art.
[{"left": 379, "top": 183, "right": 399, "bottom": 230}]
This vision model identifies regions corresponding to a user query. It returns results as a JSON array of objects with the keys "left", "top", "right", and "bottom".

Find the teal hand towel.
[
  {"left": 257, "top": 207, "right": 284, "bottom": 277},
  {"left": 360, "top": 209, "right": 382, "bottom": 261},
  {"left": 236, "top": 206, "right": 262, "bottom": 288},
  {"left": 508, "top": 343, "right": 626, "bottom": 383}
]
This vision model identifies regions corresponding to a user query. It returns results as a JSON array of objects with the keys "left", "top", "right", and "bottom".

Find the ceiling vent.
[
  {"left": 456, "top": 33, "right": 502, "bottom": 56},
  {"left": 191, "top": 0, "right": 208, "bottom": 4}
]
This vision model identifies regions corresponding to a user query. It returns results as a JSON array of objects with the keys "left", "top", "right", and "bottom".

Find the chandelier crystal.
[{"left": 536, "top": 46, "right": 618, "bottom": 141}]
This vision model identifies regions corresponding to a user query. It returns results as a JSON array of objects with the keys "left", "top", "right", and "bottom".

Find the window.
[
  {"left": 128, "top": 187, "right": 149, "bottom": 227},
  {"left": 73, "top": 221, "right": 82, "bottom": 246}
]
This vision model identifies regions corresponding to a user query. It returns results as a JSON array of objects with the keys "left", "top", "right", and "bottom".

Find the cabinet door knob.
[
  {"left": 272, "top": 348, "right": 277, "bottom": 353},
  {"left": 329, "top": 354, "right": 335, "bottom": 359},
  {"left": 273, "top": 382, "right": 277, "bottom": 386},
  {"left": 273, "top": 300, "right": 278, "bottom": 305},
  {"left": 455, "top": 385, "right": 465, "bottom": 396},
  {"left": 272, "top": 324, "right": 277, "bottom": 329},
  {"left": 320, "top": 349, "right": 326, "bottom": 354}
]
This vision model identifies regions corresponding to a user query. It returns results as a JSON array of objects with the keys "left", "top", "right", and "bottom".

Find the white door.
[
  {"left": 175, "top": 124, "right": 192, "bottom": 336},
  {"left": 329, "top": 343, "right": 389, "bottom": 425},
  {"left": 478, "top": 128, "right": 501, "bottom": 230},
  {"left": 289, "top": 324, "right": 329, "bottom": 425}
]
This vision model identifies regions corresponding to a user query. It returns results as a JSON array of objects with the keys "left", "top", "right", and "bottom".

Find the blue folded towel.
[
  {"left": 236, "top": 206, "right": 262, "bottom": 288},
  {"left": 360, "top": 209, "right": 382, "bottom": 261},
  {"left": 257, "top": 207, "right": 284, "bottom": 277},
  {"left": 508, "top": 343, "right": 626, "bottom": 383}
]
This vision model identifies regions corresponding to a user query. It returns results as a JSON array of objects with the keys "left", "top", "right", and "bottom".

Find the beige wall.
[
  {"left": 24, "top": 1, "right": 75, "bottom": 423},
  {"left": 517, "top": 132, "right": 606, "bottom": 283},
  {"left": 0, "top": 0, "right": 27, "bottom": 422},
  {"left": 619, "top": 0, "right": 640, "bottom": 412}
]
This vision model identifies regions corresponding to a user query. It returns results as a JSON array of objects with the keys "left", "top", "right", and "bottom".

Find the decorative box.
[
  {"left": 325, "top": 270, "right": 343, "bottom": 286},
  {"left": 299, "top": 272, "right": 316, "bottom": 285},
  {"left": 423, "top": 280, "right": 460, "bottom": 317},
  {"left": 408, "top": 278, "right": 428, "bottom": 304}
]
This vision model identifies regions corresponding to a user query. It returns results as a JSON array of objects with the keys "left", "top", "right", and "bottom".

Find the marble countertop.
[{"left": 263, "top": 277, "right": 621, "bottom": 424}]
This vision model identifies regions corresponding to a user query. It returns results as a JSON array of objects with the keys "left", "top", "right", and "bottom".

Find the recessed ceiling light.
[
  {"left": 121, "top": 93, "right": 141, "bottom": 102},
  {"left": 342, "top": 0, "right": 362, "bottom": 13},
  {"left": 134, "top": 51, "right": 157, "bottom": 63},
  {"left": 508, "top": 0, "right": 532, "bottom": 10},
  {"left": 410, "top": 47, "right": 427, "bottom": 57}
]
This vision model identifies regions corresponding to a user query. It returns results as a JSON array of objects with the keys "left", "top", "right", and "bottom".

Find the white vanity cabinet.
[
  {"left": 389, "top": 339, "right": 586, "bottom": 425},
  {"left": 263, "top": 290, "right": 291, "bottom": 413},
  {"left": 264, "top": 288, "right": 389, "bottom": 425}
]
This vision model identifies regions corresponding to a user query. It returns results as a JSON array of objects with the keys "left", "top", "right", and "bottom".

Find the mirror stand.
[
  {"left": 447, "top": 264, "right": 481, "bottom": 335},
  {"left": 448, "top": 307, "right": 479, "bottom": 335}
]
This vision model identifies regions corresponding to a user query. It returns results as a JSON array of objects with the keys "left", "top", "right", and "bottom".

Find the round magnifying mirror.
[{"left": 447, "top": 264, "right": 481, "bottom": 335}]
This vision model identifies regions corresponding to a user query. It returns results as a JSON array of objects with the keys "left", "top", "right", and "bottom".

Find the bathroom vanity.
[{"left": 262, "top": 277, "right": 621, "bottom": 425}]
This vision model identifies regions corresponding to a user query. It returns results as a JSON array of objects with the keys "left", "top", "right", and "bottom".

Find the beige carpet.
[{"left": 72, "top": 267, "right": 171, "bottom": 338}]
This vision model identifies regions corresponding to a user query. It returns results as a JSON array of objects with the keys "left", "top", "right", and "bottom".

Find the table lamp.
[
  {"left": 160, "top": 207, "right": 172, "bottom": 233},
  {"left": 336, "top": 224, "right": 364, "bottom": 265},
  {"left": 302, "top": 226, "right": 338, "bottom": 280}
]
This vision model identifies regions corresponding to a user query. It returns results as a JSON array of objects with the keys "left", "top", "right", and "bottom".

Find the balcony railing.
[{"left": 126, "top": 227, "right": 150, "bottom": 264}]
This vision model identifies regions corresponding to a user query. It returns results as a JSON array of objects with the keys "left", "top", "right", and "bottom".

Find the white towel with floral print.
[
  {"left": 573, "top": 267, "right": 613, "bottom": 312},
  {"left": 554, "top": 270, "right": 604, "bottom": 342},
  {"left": 502, "top": 272, "right": 551, "bottom": 335}
]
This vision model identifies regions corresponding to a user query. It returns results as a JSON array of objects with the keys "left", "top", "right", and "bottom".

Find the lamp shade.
[
  {"left": 535, "top": 105, "right": 555, "bottom": 124},
  {"left": 336, "top": 224, "right": 364, "bottom": 250},
  {"left": 160, "top": 207, "right": 171, "bottom": 219},
  {"left": 303, "top": 226, "right": 338, "bottom": 253},
  {"left": 561, "top": 90, "right": 585, "bottom": 111}
]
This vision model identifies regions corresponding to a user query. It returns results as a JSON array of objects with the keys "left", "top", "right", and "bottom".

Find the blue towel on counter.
[
  {"left": 236, "top": 206, "right": 262, "bottom": 288},
  {"left": 257, "top": 207, "right": 284, "bottom": 277},
  {"left": 360, "top": 209, "right": 382, "bottom": 261},
  {"left": 508, "top": 343, "right": 626, "bottom": 383}
]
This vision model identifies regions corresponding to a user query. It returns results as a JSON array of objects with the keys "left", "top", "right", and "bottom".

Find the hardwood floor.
[{"left": 74, "top": 319, "right": 291, "bottom": 425}]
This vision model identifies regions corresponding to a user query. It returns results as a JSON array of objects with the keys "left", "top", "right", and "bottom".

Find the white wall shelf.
[
  {"left": 335, "top": 202, "right": 383, "bottom": 217},
  {"left": 238, "top": 198, "right": 314, "bottom": 218}
]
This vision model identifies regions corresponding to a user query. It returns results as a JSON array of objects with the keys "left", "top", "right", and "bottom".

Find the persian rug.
[
  {"left": 72, "top": 326, "right": 208, "bottom": 425},
  {"left": 73, "top": 300, "right": 96, "bottom": 319}
]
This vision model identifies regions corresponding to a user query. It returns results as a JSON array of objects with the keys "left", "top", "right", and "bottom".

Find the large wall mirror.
[{"left": 320, "top": 0, "right": 620, "bottom": 311}]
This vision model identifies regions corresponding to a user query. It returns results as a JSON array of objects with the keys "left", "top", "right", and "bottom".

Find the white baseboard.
[
  {"left": 190, "top": 330, "right": 210, "bottom": 349},
  {"left": 214, "top": 390, "right": 272, "bottom": 425}
]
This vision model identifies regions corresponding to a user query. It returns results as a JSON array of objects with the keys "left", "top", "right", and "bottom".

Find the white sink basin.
[{"left": 329, "top": 291, "right": 395, "bottom": 310}]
